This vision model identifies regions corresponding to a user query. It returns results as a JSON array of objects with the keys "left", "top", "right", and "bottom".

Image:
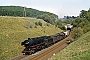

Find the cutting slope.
[
  {"left": 0, "top": 16, "right": 61, "bottom": 60},
  {"left": 48, "top": 31, "right": 90, "bottom": 60}
]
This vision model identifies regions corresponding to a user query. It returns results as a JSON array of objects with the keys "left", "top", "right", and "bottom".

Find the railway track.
[{"left": 10, "top": 36, "right": 70, "bottom": 60}]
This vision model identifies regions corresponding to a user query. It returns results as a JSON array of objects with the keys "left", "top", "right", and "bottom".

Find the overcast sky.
[{"left": 0, "top": 0, "right": 90, "bottom": 18}]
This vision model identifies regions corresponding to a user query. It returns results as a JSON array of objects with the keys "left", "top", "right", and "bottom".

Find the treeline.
[
  {"left": 72, "top": 9, "right": 90, "bottom": 33},
  {"left": 52, "top": 9, "right": 90, "bottom": 43},
  {"left": 56, "top": 8, "right": 90, "bottom": 33},
  {"left": 0, "top": 6, "right": 58, "bottom": 18},
  {"left": 67, "top": 9, "right": 90, "bottom": 43},
  {"left": 64, "top": 16, "right": 77, "bottom": 19},
  {"left": 54, "top": 8, "right": 90, "bottom": 42}
]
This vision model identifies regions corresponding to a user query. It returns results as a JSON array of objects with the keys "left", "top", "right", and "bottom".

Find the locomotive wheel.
[
  {"left": 32, "top": 50, "right": 35, "bottom": 54},
  {"left": 41, "top": 46, "right": 45, "bottom": 49},
  {"left": 45, "top": 45, "right": 49, "bottom": 48},
  {"left": 25, "top": 52, "right": 30, "bottom": 55},
  {"left": 30, "top": 49, "right": 35, "bottom": 54}
]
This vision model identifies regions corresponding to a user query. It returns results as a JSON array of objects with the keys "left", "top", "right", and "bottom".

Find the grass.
[
  {"left": 0, "top": 16, "right": 62, "bottom": 60},
  {"left": 48, "top": 31, "right": 90, "bottom": 60}
]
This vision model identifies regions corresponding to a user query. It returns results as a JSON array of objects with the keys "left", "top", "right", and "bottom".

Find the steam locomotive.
[{"left": 21, "top": 24, "right": 72, "bottom": 55}]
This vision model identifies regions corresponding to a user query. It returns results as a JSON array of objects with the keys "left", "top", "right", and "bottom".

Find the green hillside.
[
  {"left": 0, "top": 16, "right": 61, "bottom": 60},
  {"left": 0, "top": 6, "right": 58, "bottom": 25},
  {"left": 0, "top": 6, "right": 58, "bottom": 18},
  {"left": 48, "top": 31, "right": 90, "bottom": 60}
]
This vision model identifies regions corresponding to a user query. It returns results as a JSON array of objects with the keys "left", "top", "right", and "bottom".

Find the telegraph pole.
[{"left": 23, "top": 6, "right": 26, "bottom": 17}]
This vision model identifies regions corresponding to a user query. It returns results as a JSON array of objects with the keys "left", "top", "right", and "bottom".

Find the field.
[
  {"left": 0, "top": 16, "right": 62, "bottom": 60},
  {"left": 48, "top": 31, "right": 90, "bottom": 60}
]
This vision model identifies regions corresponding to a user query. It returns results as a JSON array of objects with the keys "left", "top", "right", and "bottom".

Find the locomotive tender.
[{"left": 21, "top": 24, "right": 72, "bottom": 55}]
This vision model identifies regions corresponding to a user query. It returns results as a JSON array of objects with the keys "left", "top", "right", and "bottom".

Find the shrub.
[
  {"left": 34, "top": 26, "right": 37, "bottom": 28},
  {"left": 35, "top": 21, "right": 42, "bottom": 26},
  {"left": 58, "top": 24, "right": 66, "bottom": 31},
  {"left": 67, "top": 37, "right": 74, "bottom": 43},
  {"left": 30, "top": 25, "right": 32, "bottom": 28},
  {"left": 47, "top": 23, "right": 50, "bottom": 26},
  {"left": 71, "top": 27, "right": 83, "bottom": 39},
  {"left": 38, "top": 21, "right": 42, "bottom": 26},
  {"left": 35, "top": 22, "right": 38, "bottom": 26}
]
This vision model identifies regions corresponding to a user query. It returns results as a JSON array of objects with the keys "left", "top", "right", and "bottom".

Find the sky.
[{"left": 0, "top": 0, "right": 90, "bottom": 18}]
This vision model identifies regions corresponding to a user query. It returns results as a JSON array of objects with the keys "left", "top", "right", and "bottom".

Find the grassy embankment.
[
  {"left": 48, "top": 31, "right": 90, "bottom": 60},
  {"left": 0, "top": 16, "right": 62, "bottom": 60}
]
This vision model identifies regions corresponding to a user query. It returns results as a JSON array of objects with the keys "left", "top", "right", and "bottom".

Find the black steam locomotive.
[
  {"left": 21, "top": 24, "right": 72, "bottom": 55},
  {"left": 21, "top": 32, "right": 68, "bottom": 55}
]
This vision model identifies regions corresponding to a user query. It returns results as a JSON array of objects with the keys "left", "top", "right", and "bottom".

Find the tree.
[
  {"left": 86, "top": 11, "right": 90, "bottom": 21},
  {"left": 71, "top": 27, "right": 83, "bottom": 39},
  {"left": 80, "top": 10, "right": 87, "bottom": 18},
  {"left": 37, "top": 12, "right": 56, "bottom": 24}
]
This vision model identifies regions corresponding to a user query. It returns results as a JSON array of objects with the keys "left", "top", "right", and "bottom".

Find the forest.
[{"left": 0, "top": 6, "right": 58, "bottom": 18}]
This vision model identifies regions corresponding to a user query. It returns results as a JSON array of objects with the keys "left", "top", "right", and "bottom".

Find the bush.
[
  {"left": 30, "top": 25, "right": 32, "bottom": 28},
  {"left": 35, "top": 22, "right": 38, "bottom": 26},
  {"left": 58, "top": 24, "right": 66, "bottom": 31},
  {"left": 47, "top": 23, "right": 50, "bottom": 26},
  {"left": 38, "top": 21, "right": 42, "bottom": 26},
  {"left": 34, "top": 26, "right": 37, "bottom": 28},
  {"left": 67, "top": 37, "right": 74, "bottom": 43},
  {"left": 35, "top": 21, "right": 42, "bottom": 26},
  {"left": 83, "top": 23, "right": 90, "bottom": 33},
  {"left": 71, "top": 27, "right": 83, "bottom": 39}
]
